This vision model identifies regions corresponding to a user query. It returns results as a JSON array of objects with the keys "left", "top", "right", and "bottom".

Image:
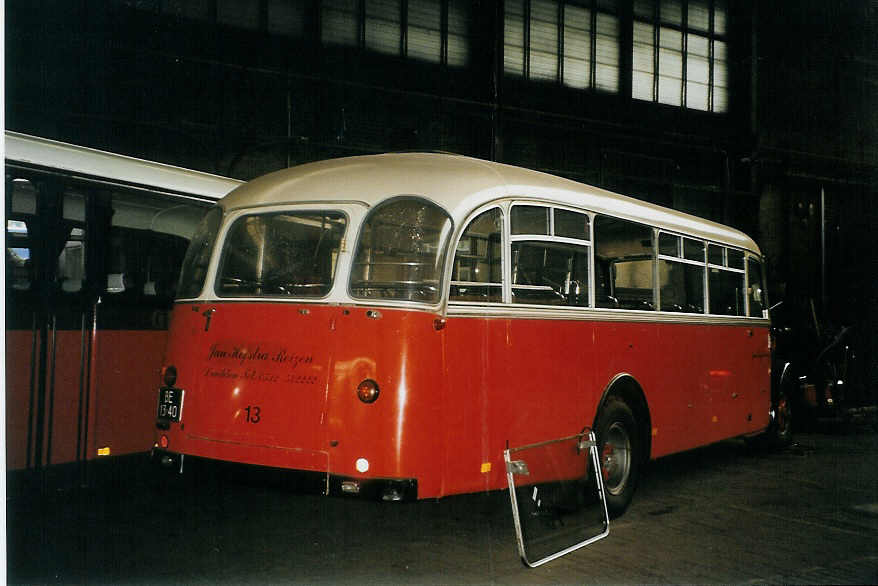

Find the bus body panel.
[
  {"left": 92, "top": 330, "right": 170, "bottom": 457},
  {"left": 440, "top": 315, "right": 771, "bottom": 496},
  {"left": 161, "top": 304, "right": 447, "bottom": 496}
]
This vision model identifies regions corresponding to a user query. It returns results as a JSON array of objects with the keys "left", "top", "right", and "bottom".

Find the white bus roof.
[
  {"left": 4, "top": 131, "right": 243, "bottom": 200},
  {"left": 220, "top": 152, "right": 761, "bottom": 255}
]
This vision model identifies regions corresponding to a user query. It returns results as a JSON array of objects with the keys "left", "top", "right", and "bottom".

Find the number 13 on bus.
[{"left": 153, "top": 153, "right": 789, "bottom": 517}]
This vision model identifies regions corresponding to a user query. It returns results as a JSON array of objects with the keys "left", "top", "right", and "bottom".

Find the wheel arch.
[{"left": 594, "top": 373, "right": 652, "bottom": 463}]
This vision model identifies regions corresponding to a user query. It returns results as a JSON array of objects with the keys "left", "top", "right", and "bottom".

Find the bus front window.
[
  {"left": 215, "top": 211, "right": 346, "bottom": 298},
  {"left": 177, "top": 206, "right": 223, "bottom": 299},
  {"left": 350, "top": 198, "right": 452, "bottom": 303}
]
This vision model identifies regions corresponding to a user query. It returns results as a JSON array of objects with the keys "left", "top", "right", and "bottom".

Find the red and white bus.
[
  {"left": 153, "top": 153, "right": 787, "bottom": 515},
  {"left": 5, "top": 132, "right": 241, "bottom": 475}
]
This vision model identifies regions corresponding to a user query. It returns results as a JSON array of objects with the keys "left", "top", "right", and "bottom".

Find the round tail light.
[
  {"left": 356, "top": 379, "right": 380, "bottom": 403},
  {"left": 163, "top": 365, "right": 177, "bottom": 387}
]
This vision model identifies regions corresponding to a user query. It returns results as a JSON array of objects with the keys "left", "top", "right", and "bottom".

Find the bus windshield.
[
  {"left": 350, "top": 198, "right": 452, "bottom": 303},
  {"left": 177, "top": 206, "right": 223, "bottom": 299},
  {"left": 215, "top": 210, "right": 346, "bottom": 298}
]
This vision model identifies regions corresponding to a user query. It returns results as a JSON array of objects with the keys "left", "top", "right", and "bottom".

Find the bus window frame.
[
  {"left": 656, "top": 230, "right": 707, "bottom": 315},
  {"left": 449, "top": 204, "right": 506, "bottom": 306},
  {"left": 508, "top": 202, "right": 593, "bottom": 309},
  {"left": 213, "top": 208, "right": 350, "bottom": 301},
  {"left": 205, "top": 204, "right": 354, "bottom": 302},
  {"left": 349, "top": 195, "right": 454, "bottom": 307}
]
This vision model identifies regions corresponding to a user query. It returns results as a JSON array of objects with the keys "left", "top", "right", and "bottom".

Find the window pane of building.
[
  {"left": 714, "top": 40, "right": 729, "bottom": 112},
  {"left": 322, "top": 0, "right": 359, "bottom": 46},
  {"left": 634, "top": 0, "right": 655, "bottom": 19},
  {"left": 660, "top": 0, "right": 682, "bottom": 25},
  {"left": 595, "top": 12, "right": 619, "bottom": 91},
  {"left": 447, "top": 0, "right": 471, "bottom": 66},
  {"left": 530, "top": 0, "right": 560, "bottom": 81},
  {"left": 217, "top": 0, "right": 259, "bottom": 29},
  {"left": 632, "top": 21, "right": 655, "bottom": 101},
  {"left": 688, "top": 0, "right": 710, "bottom": 32},
  {"left": 504, "top": 0, "right": 526, "bottom": 76},
  {"left": 658, "top": 27, "right": 682, "bottom": 106},
  {"left": 408, "top": 0, "right": 441, "bottom": 63},
  {"left": 268, "top": 0, "right": 306, "bottom": 37},
  {"left": 563, "top": 4, "right": 591, "bottom": 89},
  {"left": 365, "top": 0, "right": 401, "bottom": 55},
  {"left": 714, "top": 0, "right": 727, "bottom": 34}
]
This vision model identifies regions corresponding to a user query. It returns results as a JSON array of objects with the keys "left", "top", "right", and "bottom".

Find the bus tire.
[
  {"left": 769, "top": 378, "right": 794, "bottom": 448},
  {"left": 595, "top": 398, "right": 641, "bottom": 518}
]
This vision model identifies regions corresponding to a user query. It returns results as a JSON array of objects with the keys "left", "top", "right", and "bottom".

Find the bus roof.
[
  {"left": 4, "top": 131, "right": 243, "bottom": 200},
  {"left": 221, "top": 152, "right": 761, "bottom": 254}
]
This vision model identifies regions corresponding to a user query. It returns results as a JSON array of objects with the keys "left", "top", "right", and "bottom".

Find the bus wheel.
[
  {"left": 770, "top": 383, "right": 794, "bottom": 447},
  {"left": 596, "top": 399, "right": 641, "bottom": 518}
]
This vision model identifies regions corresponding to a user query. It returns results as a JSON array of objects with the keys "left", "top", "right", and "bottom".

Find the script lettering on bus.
[{"left": 203, "top": 343, "right": 317, "bottom": 385}]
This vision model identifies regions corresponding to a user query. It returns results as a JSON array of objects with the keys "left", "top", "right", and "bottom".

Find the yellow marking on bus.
[
  {"left": 652, "top": 428, "right": 658, "bottom": 436},
  {"left": 97, "top": 447, "right": 111, "bottom": 456},
  {"left": 481, "top": 462, "right": 492, "bottom": 473},
  {"left": 712, "top": 415, "right": 718, "bottom": 423}
]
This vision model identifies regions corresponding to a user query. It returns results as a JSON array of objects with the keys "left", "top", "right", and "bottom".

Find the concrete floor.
[{"left": 7, "top": 426, "right": 878, "bottom": 584}]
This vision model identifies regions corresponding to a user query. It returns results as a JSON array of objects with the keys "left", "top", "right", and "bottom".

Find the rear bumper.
[{"left": 150, "top": 448, "right": 418, "bottom": 501}]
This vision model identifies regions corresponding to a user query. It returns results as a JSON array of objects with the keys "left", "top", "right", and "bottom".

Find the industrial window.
[
  {"left": 321, "top": 0, "right": 470, "bottom": 67},
  {"left": 632, "top": 0, "right": 728, "bottom": 112},
  {"left": 504, "top": 0, "right": 620, "bottom": 92}
]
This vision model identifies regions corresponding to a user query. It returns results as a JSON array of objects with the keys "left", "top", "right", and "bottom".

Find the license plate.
[{"left": 157, "top": 387, "right": 184, "bottom": 422}]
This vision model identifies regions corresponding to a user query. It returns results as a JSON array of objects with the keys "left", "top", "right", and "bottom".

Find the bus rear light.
[
  {"left": 162, "top": 365, "right": 178, "bottom": 387},
  {"left": 160, "top": 434, "right": 169, "bottom": 449},
  {"left": 356, "top": 379, "right": 380, "bottom": 403}
]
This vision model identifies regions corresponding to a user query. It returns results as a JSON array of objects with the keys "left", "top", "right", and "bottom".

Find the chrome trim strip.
[{"left": 447, "top": 304, "right": 770, "bottom": 326}]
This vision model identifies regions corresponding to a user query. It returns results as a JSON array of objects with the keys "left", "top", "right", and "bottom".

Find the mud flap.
[{"left": 504, "top": 430, "right": 610, "bottom": 567}]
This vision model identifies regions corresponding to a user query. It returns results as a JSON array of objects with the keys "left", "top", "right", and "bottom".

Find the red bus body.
[{"left": 154, "top": 153, "right": 773, "bottom": 507}]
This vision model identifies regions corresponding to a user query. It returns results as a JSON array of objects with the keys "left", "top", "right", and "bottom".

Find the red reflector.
[
  {"left": 162, "top": 365, "right": 177, "bottom": 387},
  {"left": 356, "top": 379, "right": 380, "bottom": 403},
  {"left": 160, "top": 435, "right": 169, "bottom": 449}
]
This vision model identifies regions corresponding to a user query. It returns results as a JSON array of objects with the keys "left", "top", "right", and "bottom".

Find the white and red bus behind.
[{"left": 5, "top": 132, "right": 241, "bottom": 476}]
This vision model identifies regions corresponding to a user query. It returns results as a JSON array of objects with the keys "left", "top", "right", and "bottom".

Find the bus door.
[{"left": 6, "top": 175, "right": 97, "bottom": 473}]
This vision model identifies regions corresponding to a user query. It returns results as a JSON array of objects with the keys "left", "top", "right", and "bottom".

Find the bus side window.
[
  {"left": 747, "top": 257, "right": 766, "bottom": 317},
  {"left": 594, "top": 215, "right": 655, "bottom": 310},
  {"left": 450, "top": 208, "right": 503, "bottom": 302},
  {"left": 707, "top": 245, "right": 745, "bottom": 316},
  {"left": 658, "top": 234, "right": 705, "bottom": 313},
  {"left": 100, "top": 191, "right": 211, "bottom": 327},
  {"left": 511, "top": 241, "right": 589, "bottom": 306}
]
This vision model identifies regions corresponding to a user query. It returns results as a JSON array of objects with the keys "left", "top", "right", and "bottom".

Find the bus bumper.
[{"left": 151, "top": 448, "right": 417, "bottom": 501}]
